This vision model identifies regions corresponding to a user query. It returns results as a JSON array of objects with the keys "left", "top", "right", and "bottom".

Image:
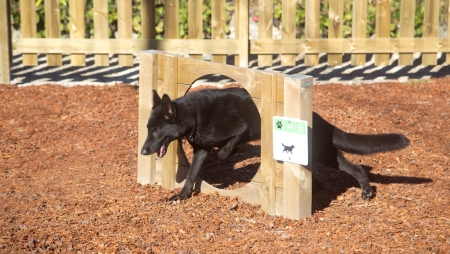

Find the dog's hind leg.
[
  {"left": 336, "top": 151, "right": 373, "bottom": 200},
  {"left": 169, "top": 148, "right": 209, "bottom": 201},
  {"left": 218, "top": 134, "right": 245, "bottom": 159}
]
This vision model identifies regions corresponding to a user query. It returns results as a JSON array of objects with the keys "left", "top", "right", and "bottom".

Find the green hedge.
[{"left": 9, "top": 0, "right": 448, "bottom": 40}]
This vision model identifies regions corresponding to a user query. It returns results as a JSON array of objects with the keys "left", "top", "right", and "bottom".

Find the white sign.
[{"left": 273, "top": 116, "right": 308, "bottom": 165}]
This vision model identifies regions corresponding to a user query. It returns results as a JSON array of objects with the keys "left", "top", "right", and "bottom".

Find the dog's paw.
[
  {"left": 361, "top": 189, "right": 373, "bottom": 200},
  {"left": 168, "top": 192, "right": 190, "bottom": 201}
]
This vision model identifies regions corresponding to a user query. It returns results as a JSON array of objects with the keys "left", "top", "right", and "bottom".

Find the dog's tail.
[{"left": 333, "top": 128, "right": 410, "bottom": 155}]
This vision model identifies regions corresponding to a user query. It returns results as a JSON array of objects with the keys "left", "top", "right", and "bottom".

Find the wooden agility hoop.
[{"left": 138, "top": 50, "right": 312, "bottom": 219}]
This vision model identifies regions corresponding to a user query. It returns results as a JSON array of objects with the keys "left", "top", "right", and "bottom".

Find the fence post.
[
  {"left": 260, "top": 72, "right": 278, "bottom": 215},
  {"left": 161, "top": 54, "right": 179, "bottom": 189},
  {"left": 398, "top": 0, "right": 416, "bottom": 66},
  {"left": 20, "top": 0, "right": 38, "bottom": 65},
  {"left": 94, "top": 0, "right": 109, "bottom": 66},
  {"left": 257, "top": 0, "right": 273, "bottom": 67},
  {"left": 283, "top": 74, "right": 313, "bottom": 220},
  {"left": 69, "top": 0, "right": 86, "bottom": 66},
  {"left": 141, "top": 0, "right": 156, "bottom": 40},
  {"left": 351, "top": 0, "right": 367, "bottom": 66},
  {"left": 234, "top": 0, "right": 249, "bottom": 67},
  {"left": 165, "top": 0, "right": 179, "bottom": 39},
  {"left": 328, "top": 0, "right": 343, "bottom": 66},
  {"left": 375, "top": 0, "right": 391, "bottom": 66},
  {"left": 138, "top": 51, "right": 159, "bottom": 185},
  {"left": 212, "top": 0, "right": 226, "bottom": 64},
  {"left": 118, "top": 0, "right": 133, "bottom": 66},
  {"left": 281, "top": 0, "right": 296, "bottom": 66},
  {"left": 422, "top": 0, "right": 439, "bottom": 65},
  {"left": 45, "top": 0, "right": 62, "bottom": 66},
  {"left": 0, "top": 0, "right": 11, "bottom": 83},
  {"left": 188, "top": 0, "right": 203, "bottom": 60},
  {"left": 305, "top": 0, "right": 319, "bottom": 66}
]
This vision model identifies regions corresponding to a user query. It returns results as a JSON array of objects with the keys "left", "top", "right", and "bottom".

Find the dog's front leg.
[{"left": 169, "top": 148, "right": 208, "bottom": 201}]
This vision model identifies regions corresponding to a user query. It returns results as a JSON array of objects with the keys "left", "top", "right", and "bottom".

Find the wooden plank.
[
  {"left": 117, "top": 0, "right": 133, "bottom": 66},
  {"left": 283, "top": 74, "right": 312, "bottom": 220},
  {"left": 211, "top": 0, "right": 226, "bottom": 64},
  {"left": 398, "top": 0, "right": 416, "bottom": 65},
  {"left": 351, "top": 0, "right": 367, "bottom": 66},
  {"left": 375, "top": 0, "right": 391, "bottom": 66},
  {"left": 165, "top": 0, "right": 179, "bottom": 39},
  {"left": 422, "top": 0, "right": 439, "bottom": 65},
  {"left": 188, "top": 0, "right": 203, "bottom": 60},
  {"left": 94, "top": 0, "right": 109, "bottom": 66},
  {"left": 235, "top": 0, "right": 249, "bottom": 67},
  {"left": 161, "top": 54, "right": 179, "bottom": 189},
  {"left": 14, "top": 37, "right": 450, "bottom": 56},
  {"left": 305, "top": 0, "right": 319, "bottom": 66},
  {"left": 448, "top": 0, "right": 450, "bottom": 65},
  {"left": 20, "top": 0, "right": 38, "bottom": 65},
  {"left": 141, "top": 0, "right": 156, "bottom": 39},
  {"left": 328, "top": 0, "right": 343, "bottom": 66},
  {"left": 44, "top": 0, "right": 62, "bottom": 66},
  {"left": 69, "top": 0, "right": 86, "bottom": 66},
  {"left": 257, "top": 0, "right": 273, "bottom": 67},
  {"left": 259, "top": 72, "right": 278, "bottom": 215},
  {"left": 0, "top": 0, "right": 11, "bottom": 83},
  {"left": 281, "top": 0, "right": 296, "bottom": 66},
  {"left": 138, "top": 51, "right": 159, "bottom": 185}
]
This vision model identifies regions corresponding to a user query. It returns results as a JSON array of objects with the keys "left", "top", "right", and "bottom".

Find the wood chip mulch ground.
[{"left": 1, "top": 78, "right": 449, "bottom": 253}]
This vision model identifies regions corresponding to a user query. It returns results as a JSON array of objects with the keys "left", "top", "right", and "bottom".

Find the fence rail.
[{"left": 1, "top": 0, "right": 450, "bottom": 83}]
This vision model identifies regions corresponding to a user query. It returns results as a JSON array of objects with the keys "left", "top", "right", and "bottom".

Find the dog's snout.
[{"left": 141, "top": 147, "right": 151, "bottom": 155}]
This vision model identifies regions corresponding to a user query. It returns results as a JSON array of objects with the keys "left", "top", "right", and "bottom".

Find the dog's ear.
[
  {"left": 161, "top": 94, "right": 177, "bottom": 121},
  {"left": 152, "top": 90, "right": 162, "bottom": 110}
]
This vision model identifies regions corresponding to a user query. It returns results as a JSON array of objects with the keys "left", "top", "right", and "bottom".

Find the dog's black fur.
[
  {"left": 282, "top": 144, "right": 295, "bottom": 154},
  {"left": 141, "top": 88, "right": 410, "bottom": 200}
]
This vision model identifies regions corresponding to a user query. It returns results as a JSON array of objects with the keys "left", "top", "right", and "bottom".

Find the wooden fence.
[{"left": 1, "top": 0, "right": 450, "bottom": 83}]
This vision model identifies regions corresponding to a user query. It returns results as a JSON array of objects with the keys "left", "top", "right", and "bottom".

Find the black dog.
[
  {"left": 141, "top": 88, "right": 410, "bottom": 200},
  {"left": 282, "top": 144, "right": 295, "bottom": 154}
]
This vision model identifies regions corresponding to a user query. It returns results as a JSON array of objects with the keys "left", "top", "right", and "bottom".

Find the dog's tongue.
[{"left": 159, "top": 144, "right": 166, "bottom": 158}]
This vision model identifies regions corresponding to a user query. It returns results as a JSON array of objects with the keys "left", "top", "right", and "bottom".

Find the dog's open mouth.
[{"left": 158, "top": 143, "right": 167, "bottom": 158}]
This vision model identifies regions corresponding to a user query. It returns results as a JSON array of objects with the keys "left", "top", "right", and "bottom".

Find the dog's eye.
[{"left": 152, "top": 128, "right": 159, "bottom": 135}]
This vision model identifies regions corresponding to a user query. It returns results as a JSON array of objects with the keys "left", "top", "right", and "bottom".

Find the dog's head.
[{"left": 141, "top": 90, "right": 179, "bottom": 158}]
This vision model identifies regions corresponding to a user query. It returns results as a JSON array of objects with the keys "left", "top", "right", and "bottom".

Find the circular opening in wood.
[{"left": 182, "top": 74, "right": 261, "bottom": 190}]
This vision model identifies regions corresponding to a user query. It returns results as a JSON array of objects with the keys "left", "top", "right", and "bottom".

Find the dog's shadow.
[
  {"left": 181, "top": 140, "right": 432, "bottom": 214},
  {"left": 311, "top": 164, "right": 433, "bottom": 213}
]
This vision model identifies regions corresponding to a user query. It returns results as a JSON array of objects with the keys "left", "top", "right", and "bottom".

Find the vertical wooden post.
[
  {"left": 138, "top": 51, "right": 159, "bottom": 185},
  {"left": 141, "top": 0, "right": 156, "bottom": 40},
  {"left": 69, "top": 0, "right": 86, "bottom": 66},
  {"left": 45, "top": 0, "right": 62, "bottom": 66},
  {"left": 259, "top": 72, "right": 278, "bottom": 215},
  {"left": 0, "top": 0, "right": 11, "bottom": 83},
  {"left": 398, "top": 0, "right": 415, "bottom": 66},
  {"left": 422, "top": 0, "right": 439, "bottom": 65},
  {"left": 328, "top": 0, "right": 343, "bottom": 66},
  {"left": 281, "top": 0, "right": 296, "bottom": 66},
  {"left": 20, "top": 0, "right": 38, "bottom": 65},
  {"left": 375, "top": 0, "right": 391, "bottom": 66},
  {"left": 188, "top": 0, "right": 203, "bottom": 60},
  {"left": 234, "top": 0, "right": 249, "bottom": 67},
  {"left": 165, "top": 0, "right": 179, "bottom": 39},
  {"left": 283, "top": 74, "right": 312, "bottom": 220},
  {"left": 118, "top": 0, "right": 133, "bottom": 66},
  {"left": 305, "top": 0, "right": 319, "bottom": 66},
  {"left": 258, "top": 0, "right": 273, "bottom": 67},
  {"left": 161, "top": 54, "right": 178, "bottom": 189},
  {"left": 351, "top": 0, "right": 367, "bottom": 66},
  {"left": 447, "top": 0, "right": 450, "bottom": 65},
  {"left": 211, "top": 0, "right": 226, "bottom": 64},
  {"left": 94, "top": 0, "right": 109, "bottom": 66}
]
